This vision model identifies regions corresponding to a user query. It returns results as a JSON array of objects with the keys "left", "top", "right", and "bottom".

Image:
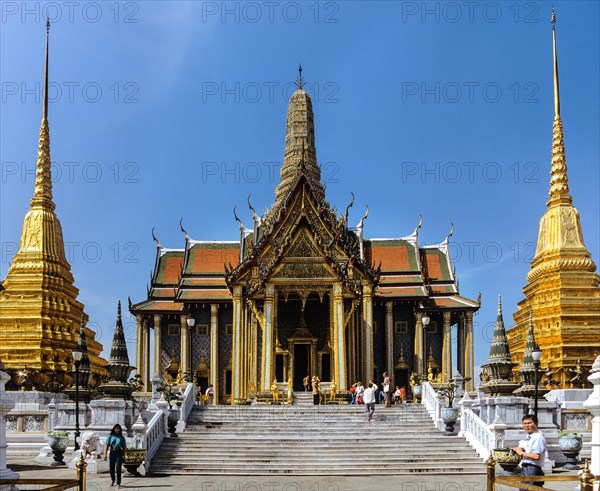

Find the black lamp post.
[
  {"left": 186, "top": 313, "right": 195, "bottom": 381},
  {"left": 532, "top": 345, "right": 542, "bottom": 420},
  {"left": 422, "top": 313, "right": 430, "bottom": 379},
  {"left": 72, "top": 348, "right": 82, "bottom": 452}
]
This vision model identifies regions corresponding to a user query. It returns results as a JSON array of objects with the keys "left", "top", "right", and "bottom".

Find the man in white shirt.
[
  {"left": 513, "top": 414, "right": 546, "bottom": 489},
  {"left": 363, "top": 381, "right": 378, "bottom": 421}
]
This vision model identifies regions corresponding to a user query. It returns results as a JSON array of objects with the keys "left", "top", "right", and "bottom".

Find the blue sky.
[{"left": 1, "top": 1, "right": 599, "bottom": 374}]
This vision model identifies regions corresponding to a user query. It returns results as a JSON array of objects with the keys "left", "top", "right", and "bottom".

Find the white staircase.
[{"left": 150, "top": 404, "right": 485, "bottom": 475}]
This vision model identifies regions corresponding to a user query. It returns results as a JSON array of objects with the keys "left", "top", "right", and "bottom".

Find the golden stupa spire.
[
  {"left": 272, "top": 65, "right": 325, "bottom": 208},
  {"left": 33, "top": 18, "right": 54, "bottom": 204},
  {"left": 548, "top": 8, "right": 571, "bottom": 207},
  {"left": 0, "top": 21, "right": 107, "bottom": 381}
]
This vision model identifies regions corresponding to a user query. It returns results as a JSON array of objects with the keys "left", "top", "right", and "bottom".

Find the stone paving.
[{"left": 6, "top": 458, "right": 584, "bottom": 491}]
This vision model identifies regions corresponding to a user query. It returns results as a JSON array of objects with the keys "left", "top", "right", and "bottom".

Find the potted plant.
[
  {"left": 157, "top": 382, "right": 182, "bottom": 436},
  {"left": 438, "top": 382, "right": 459, "bottom": 436},
  {"left": 492, "top": 447, "right": 521, "bottom": 474},
  {"left": 47, "top": 431, "right": 69, "bottom": 466},
  {"left": 558, "top": 431, "right": 582, "bottom": 470},
  {"left": 123, "top": 447, "right": 147, "bottom": 476}
]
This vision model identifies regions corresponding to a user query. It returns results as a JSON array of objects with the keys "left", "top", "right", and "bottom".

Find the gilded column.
[
  {"left": 385, "top": 302, "right": 394, "bottom": 379},
  {"left": 333, "top": 282, "right": 346, "bottom": 390},
  {"left": 232, "top": 285, "right": 244, "bottom": 402},
  {"left": 414, "top": 312, "right": 423, "bottom": 375},
  {"left": 465, "top": 311, "right": 474, "bottom": 391},
  {"left": 457, "top": 314, "right": 465, "bottom": 380},
  {"left": 135, "top": 315, "right": 142, "bottom": 378},
  {"left": 210, "top": 304, "right": 219, "bottom": 404},
  {"left": 179, "top": 314, "right": 189, "bottom": 381},
  {"left": 442, "top": 311, "right": 452, "bottom": 383},
  {"left": 143, "top": 320, "right": 150, "bottom": 391},
  {"left": 262, "top": 284, "right": 275, "bottom": 391},
  {"left": 153, "top": 314, "right": 162, "bottom": 377},
  {"left": 362, "top": 282, "right": 374, "bottom": 381},
  {"left": 250, "top": 312, "right": 258, "bottom": 391}
]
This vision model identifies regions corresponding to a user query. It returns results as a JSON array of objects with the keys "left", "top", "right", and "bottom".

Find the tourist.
[
  {"left": 303, "top": 373, "right": 310, "bottom": 392},
  {"left": 205, "top": 384, "right": 214, "bottom": 405},
  {"left": 356, "top": 381, "right": 365, "bottom": 404},
  {"left": 393, "top": 386, "right": 401, "bottom": 405},
  {"left": 103, "top": 423, "right": 127, "bottom": 489},
  {"left": 311, "top": 376, "right": 320, "bottom": 405},
  {"left": 399, "top": 386, "right": 406, "bottom": 404},
  {"left": 363, "top": 381, "right": 377, "bottom": 421},
  {"left": 350, "top": 382, "right": 357, "bottom": 404},
  {"left": 382, "top": 372, "right": 391, "bottom": 407},
  {"left": 513, "top": 414, "right": 546, "bottom": 490}
]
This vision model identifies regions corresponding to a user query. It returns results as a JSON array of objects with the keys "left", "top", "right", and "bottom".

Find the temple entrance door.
[
  {"left": 394, "top": 368, "right": 409, "bottom": 394},
  {"left": 293, "top": 344, "right": 310, "bottom": 391}
]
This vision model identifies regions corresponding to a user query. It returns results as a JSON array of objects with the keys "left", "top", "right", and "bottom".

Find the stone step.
[
  {"left": 149, "top": 464, "right": 485, "bottom": 475},
  {"left": 150, "top": 404, "right": 482, "bottom": 476}
]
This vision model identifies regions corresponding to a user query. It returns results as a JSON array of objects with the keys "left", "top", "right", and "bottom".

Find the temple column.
[
  {"left": 362, "top": 282, "right": 374, "bottom": 381},
  {"left": 232, "top": 286, "right": 244, "bottom": 402},
  {"left": 457, "top": 314, "right": 465, "bottom": 379},
  {"left": 414, "top": 312, "right": 423, "bottom": 375},
  {"left": 250, "top": 312, "right": 258, "bottom": 392},
  {"left": 153, "top": 314, "right": 162, "bottom": 378},
  {"left": 262, "top": 284, "right": 275, "bottom": 391},
  {"left": 442, "top": 311, "right": 452, "bottom": 382},
  {"left": 332, "top": 282, "right": 346, "bottom": 390},
  {"left": 465, "top": 311, "right": 474, "bottom": 391},
  {"left": 385, "top": 302, "right": 394, "bottom": 379},
  {"left": 179, "top": 314, "right": 190, "bottom": 381},
  {"left": 210, "top": 304, "right": 219, "bottom": 404},
  {"left": 135, "top": 315, "right": 143, "bottom": 378},
  {"left": 143, "top": 320, "right": 151, "bottom": 391}
]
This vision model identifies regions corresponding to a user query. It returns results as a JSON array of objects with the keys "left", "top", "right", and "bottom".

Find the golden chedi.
[
  {"left": 0, "top": 21, "right": 106, "bottom": 389},
  {"left": 508, "top": 10, "right": 600, "bottom": 388}
]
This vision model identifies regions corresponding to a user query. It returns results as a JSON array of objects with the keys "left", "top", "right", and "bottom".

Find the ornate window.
[
  {"left": 225, "top": 324, "right": 233, "bottom": 336},
  {"left": 168, "top": 324, "right": 179, "bottom": 336},
  {"left": 196, "top": 324, "right": 209, "bottom": 336},
  {"left": 426, "top": 321, "right": 437, "bottom": 334},
  {"left": 394, "top": 321, "right": 408, "bottom": 334}
]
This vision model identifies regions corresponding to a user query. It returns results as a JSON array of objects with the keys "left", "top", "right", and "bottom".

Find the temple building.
[
  {"left": 0, "top": 22, "right": 106, "bottom": 389},
  {"left": 130, "top": 69, "right": 480, "bottom": 403},
  {"left": 507, "top": 10, "right": 600, "bottom": 387}
]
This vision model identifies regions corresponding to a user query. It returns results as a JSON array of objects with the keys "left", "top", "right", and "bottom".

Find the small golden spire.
[
  {"left": 547, "top": 8, "right": 571, "bottom": 207},
  {"left": 33, "top": 18, "right": 53, "bottom": 202}
]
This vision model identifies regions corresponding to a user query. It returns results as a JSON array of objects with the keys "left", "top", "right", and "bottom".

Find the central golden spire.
[{"left": 273, "top": 66, "right": 325, "bottom": 208}]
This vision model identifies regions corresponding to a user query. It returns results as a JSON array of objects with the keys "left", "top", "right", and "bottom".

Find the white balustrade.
[
  {"left": 459, "top": 396, "right": 495, "bottom": 459},
  {"left": 176, "top": 383, "right": 197, "bottom": 432}
]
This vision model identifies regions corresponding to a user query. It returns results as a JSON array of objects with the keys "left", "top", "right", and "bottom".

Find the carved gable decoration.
[
  {"left": 272, "top": 261, "right": 336, "bottom": 280},
  {"left": 288, "top": 233, "right": 320, "bottom": 258}
]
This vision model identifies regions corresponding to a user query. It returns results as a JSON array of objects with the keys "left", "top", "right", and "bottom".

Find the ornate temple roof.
[{"left": 130, "top": 69, "right": 478, "bottom": 315}]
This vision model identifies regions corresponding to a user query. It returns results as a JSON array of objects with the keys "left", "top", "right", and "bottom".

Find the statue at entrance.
[
  {"left": 329, "top": 379, "right": 337, "bottom": 402},
  {"left": 271, "top": 379, "right": 279, "bottom": 402}
]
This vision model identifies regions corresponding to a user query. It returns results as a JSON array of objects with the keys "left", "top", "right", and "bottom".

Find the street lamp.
[
  {"left": 532, "top": 345, "right": 542, "bottom": 420},
  {"left": 422, "top": 313, "right": 430, "bottom": 380},
  {"left": 185, "top": 313, "right": 195, "bottom": 381},
  {"left": 72, "top": 348, "right": 83, "bottom": 452}
]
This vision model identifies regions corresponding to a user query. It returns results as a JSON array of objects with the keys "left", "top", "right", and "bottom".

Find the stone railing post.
[
  {"left": 583, "top": 355, "right": 600, "bottom": 478},
  {"left": 489, "top": 415, "right": 507, "bottom": 450},
  {"left": 0, "top": 361, "right": 19, "bottom": 482}
]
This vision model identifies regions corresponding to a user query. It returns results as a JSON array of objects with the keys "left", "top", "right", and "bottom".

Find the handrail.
[
  {"left": 144, "top": 409, "right": 166, "bottom": 464},
  {"left": 461, "top": 402, "right": 495, "bottom": 459},
  {"left": 421, "top": 381, "right": 437, "bottom": 418},
  {"left": 177, "top": 382, "right": 197, "bottom": 431}
]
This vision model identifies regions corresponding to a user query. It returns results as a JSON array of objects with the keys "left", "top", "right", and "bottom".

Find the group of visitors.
[{"left": 349, "top": 373, "right": 407, "bottom": 408}]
